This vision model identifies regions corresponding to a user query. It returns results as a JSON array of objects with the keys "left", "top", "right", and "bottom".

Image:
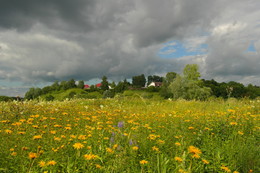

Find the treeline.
[
  {"left": 24, "top": 79, "right": 84, "bottom": 100},
  {"left": 24, "top": 64, "right": 260, "bottom": 101}
]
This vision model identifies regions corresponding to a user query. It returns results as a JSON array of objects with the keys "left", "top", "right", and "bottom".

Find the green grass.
[{"left": 0, "top": 98, "right": 259, "bottom": 172}]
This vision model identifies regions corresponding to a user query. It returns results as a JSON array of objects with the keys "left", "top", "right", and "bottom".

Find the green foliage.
[
  {"left": 110, "top": 81, "right": 116, "bottom": 89},
  {"left": 68, "top": 91, "right": 76, "bottom": 99},
  {"left": 103, "top": 90, "right": 115, "bottom": 98},
  {"left": 101, "top": 76, "right": 109, "bottom": 91},
  {"left": 51, "top": 81, "right": 60, "bottom": 91},
  {"left": 45, "top": 95, "right": 54, "bottom": 101},
  {"left": 85, "top": 91, "right": 102, "bottom": 99},
  {"left": 147, "top": 75, "right": 163, "bottom": 85},
  {"left": 25, "top": 88, "right": 42, "bottom": 100},
  {"left": 0, "top": 96, "right": 14, "bottom": 102},
  {"left": 169, "top": 64, "right": 211, "bottom": 100},
  {"left": 132, "top": 74, "right": 146, "bottom": 88},
  {"left": 67, "top": 79, "right": 77, "bottom": 89},
  {"left": 159, "top": 72, "right": 177, "bottom": 99},
  {"left": 22, "top": 67, "right": 259, "bottom": 101},
  {"left": 146, "top": 86, "right": 160, "bottom": 92},
  {"left": 77, "top": 80, "right": 85, "bottom": 89},
  {"left": 114, "top": 80, "right": 129, "bottom": 93},
  {"left": 122, "top": 90, "right": 162, "bottom": 99},
  {"left": 246, "top": 84, "right": 260, "bottom": 99},
  {"left": 183, "top": 64, "right": 200, "bottom": 80}
]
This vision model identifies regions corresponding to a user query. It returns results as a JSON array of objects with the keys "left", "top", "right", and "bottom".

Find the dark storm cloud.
[
  {"left": 0, "top": 0, "right": 260, "bottom": 96},
  {"left": 0, "top": 0, "right": 95, "bottom": 31}
]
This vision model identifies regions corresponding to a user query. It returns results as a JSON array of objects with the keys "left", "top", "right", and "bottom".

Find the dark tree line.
[
  {"left": 202, "top": 79, "right": 260, "bottom": 99},
  {"left": 24, "top": 66, "right": 260, "bottom": 100},
  {"left": 24, "top": 79, "right": 84, "bottom": 100}
]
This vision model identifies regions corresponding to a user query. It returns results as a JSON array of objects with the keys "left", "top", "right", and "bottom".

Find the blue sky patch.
[
  {"left": 158, "top": 40, "right": 208, "bottom": 58},
  {"left": 247, "top": 41, "right": 257, "bottom": 52}
]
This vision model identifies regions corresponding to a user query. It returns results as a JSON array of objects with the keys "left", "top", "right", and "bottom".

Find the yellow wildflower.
[
  {"left": 139, "top": 160, "right": 148, "bottom": 165},
  {"left": 50, "top": 131, "right": 56, "bottom": 134},
  {"left": 73, "top": 143, "right": 84, "bottom": 150},
  {"left": 47, "top": 160, "right": 57, "bottom": 166},
  {"left": 11, "top": 152, "right": 17, "bottom": 156},
  {"left": 152, "top": 146, "right": 159, "bottom": 152},
  {"left": 192, "top": 154, "right": 200, "bottom": 158},
  {"left": 95, "top": 164, "right": 102, "bottom": 169},
  {"left": 202, "top": 159, "right": 209, "bottom": 164},
  {"left": 132, "top": 146, "right": 139, "bottom": 150},
  {"left": 22, "top": 147, "right": 28, "bottom": 151},
  {"left": 5, "top": 129, "right": 13, "bottom": 134},
  {"left": 28, "top": 152, "right": 38, "bottom": 159},
  {"left": 230, "top": 122, "right": 238, "bottom": 125},
  {"left": 188, "top": 146, "right": 202, "bottom": 155},
  {"left": 65, "top": 126, "right": 72, "bottom": 130},
  {"left": 84, "top": 154, "right": 98, "bottom": 160},
  {"left": 221, "top": 166, "right": 231, "bottom": 172},
  {"left": 175, "top": 142, "right": 181, "bottom": 146},
  {"left": 178, "top": 169, "right": 188, "bottom": 173},
  {"left": 174, "top": 157, "right": 183, "bottom": 162},
  {"left": 39, "top": 161, "right": 46, "bottom": 167},
  {"left": 238, "top": 131, "right": 244, "bottom": 135},
  {"left": 54, "top": 137, "right": 61, "bottom": 141},
  {"left": 106, "top": 148, "right": 114, "bottom": 153},
  {"left": 113, "top": 144, "right": 118, "bottom": 149},
  {"left": 33, "top": 135, "right": 42, "bottom": 140},
  {"left": 157, "top": 140, "right": 165, "bottom": 144}
]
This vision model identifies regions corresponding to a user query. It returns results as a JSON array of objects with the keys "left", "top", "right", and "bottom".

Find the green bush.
[
  {"left": 45, "top": 95, "right": 54, "bottom": 101},
  {"left": 103, "top": 90, "right": 115, "bottom": 98},
  {"left": 86, "top": 91, "right": 102, "bottom": 99},
  {"left": 0, "top": 96, "right": 13, "bottom": 102}
]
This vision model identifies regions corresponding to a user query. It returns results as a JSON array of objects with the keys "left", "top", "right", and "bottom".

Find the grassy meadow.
[{"left": 0, "top": 97, "right": 259, "bottom": 173}]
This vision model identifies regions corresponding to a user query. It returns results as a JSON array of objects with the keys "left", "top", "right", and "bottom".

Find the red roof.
[
  {"left": 96, "top": 83, "right": 102, "bottom": 88},
  {"left": 84, "top": 84, "right": 90, "bottom": 89}
]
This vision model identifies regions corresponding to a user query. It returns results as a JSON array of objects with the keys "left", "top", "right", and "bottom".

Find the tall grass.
[{"left": 0, "top": 98, "right": 259, "bottom": 172}]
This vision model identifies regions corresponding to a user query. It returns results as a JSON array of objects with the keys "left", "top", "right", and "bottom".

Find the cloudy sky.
[{"left": 0, "top": 0, "right": 259, "bottom": 96}]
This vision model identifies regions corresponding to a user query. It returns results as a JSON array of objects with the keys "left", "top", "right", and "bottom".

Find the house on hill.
[
  {"left": 84, "top": 84, "right": 90, "bottom": 89},
  {"left": 148, "top": 82, "right": 163, "bottom": 87},
  {"left": 96, "top": 83, "right": 102, "bottom": 88}
]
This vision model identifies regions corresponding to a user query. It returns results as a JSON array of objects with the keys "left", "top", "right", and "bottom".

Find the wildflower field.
[{"left": 0, "top": 98, "right": 259, "bottom": 173}]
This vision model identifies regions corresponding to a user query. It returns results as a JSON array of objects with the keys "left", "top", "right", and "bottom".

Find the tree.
[
  {"left": 168, "top": 64, "right": 211, "bottom": 100},
  {"left": 42, "top": 86, "right": 52, "bottom": 94},
  {"left": 45, "top": 95, "right": 54, "bottom": 101},
  {"left": 60, "top": 81, "right": 69, "bottom": 90},
  {"left": 246, "top": 84, "right": 260, "bottom": 99},
  {"left": 164, "top": 72, "right": 177, "bottom": 85},
  {"left": 51, "top": 81, "right": 60, "bottom": 91},
  {"left": 67, "top": 79, "right": 77, "bottom": 89},
  {"left": 110, "top": 81, "right": 116, "bottom": 89},
  {"left": 101, "top": 76, "right": 109, "bottom": 91},
  {"left": 78, "top": 80, "right": 85, "bottom": 89},
  {"left": 147, "top": 75, "right": 163, "bottom": 85},
  {"left": 24, "top": 88, "right": 42, "bottom": 100},
  {"left": 114, "top": 80, "right": 129, "bottom": 93},
  {"left": 202, "top": 79, "right": 221, "bottom": 97},
  {"left": 159, "top": 72, "right": 177, "bottom": 98},
  {"left": 183, "top": 64, "right": 200, "bottom": 80},
  {"left": 132, "top": 74, "right": 146, "bottom": 88}
]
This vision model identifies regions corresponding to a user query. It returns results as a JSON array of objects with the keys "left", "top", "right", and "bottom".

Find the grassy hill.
[
  {"left": 38, "top": 88, "right": 163, "bottom": 101},
  {"left": 40, "top": 88, "right": 103, "bottom": 101}
]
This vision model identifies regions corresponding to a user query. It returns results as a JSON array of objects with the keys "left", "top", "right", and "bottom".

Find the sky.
[{"left": 0, "top": 0, "right": 260, "bottom": 96}]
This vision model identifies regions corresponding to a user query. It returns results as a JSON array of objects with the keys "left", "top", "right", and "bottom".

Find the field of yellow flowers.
[{"left": 0, "top": 98, "right": 259, "bottom": 173}]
